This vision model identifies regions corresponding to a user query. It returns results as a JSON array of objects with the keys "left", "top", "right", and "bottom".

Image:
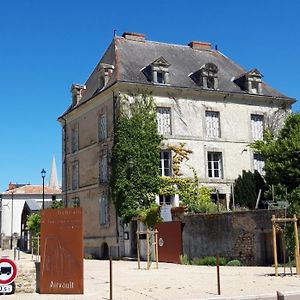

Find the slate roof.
[
  {"left": 62, "top": 34, "right": 295, "bottom": 115},
  {"left": 25, "top": 199, "right": 40, "bottom": 211}
]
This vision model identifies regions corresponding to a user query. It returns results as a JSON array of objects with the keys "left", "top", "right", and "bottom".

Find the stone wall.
[{"left": 180, "top": 210, "right": 283, "bottom": 265}]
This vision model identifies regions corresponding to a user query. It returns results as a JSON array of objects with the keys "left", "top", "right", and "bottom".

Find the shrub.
[
  {"left": 179, "top": 254, "right": 190, "bottom": 265},
  {"left": 226, "top": 259, "right": 242, "bottom": 266},
  {"left": 192, "top": 256, "right": 227, "bottom": 266}
]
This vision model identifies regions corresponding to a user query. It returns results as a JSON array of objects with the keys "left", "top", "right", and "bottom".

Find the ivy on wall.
[
  {"left": 160, "top": 144, "right": 218, "bottom": 213},
  {"left": 110, "top": 94, "right": 163, "bottom": 224}
]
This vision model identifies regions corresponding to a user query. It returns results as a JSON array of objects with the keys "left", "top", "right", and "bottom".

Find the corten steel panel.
[
  {"left": 40, "top": 208, "right": 83, "bottom": 294},
  {"left": 155, "top": 221, "right": 182, "bottom": 264}
]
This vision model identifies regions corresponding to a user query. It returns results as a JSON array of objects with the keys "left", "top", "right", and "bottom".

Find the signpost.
[{"left": 0, "top": 258, "right": 17, "bottom": 294}]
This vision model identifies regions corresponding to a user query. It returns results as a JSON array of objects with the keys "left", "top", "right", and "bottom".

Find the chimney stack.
[
  {"left": 188, "top": 41, "right": 211, "bottom": 51},
  {"left": 122, "top": 32, "right": 145, "bottom": 42}
]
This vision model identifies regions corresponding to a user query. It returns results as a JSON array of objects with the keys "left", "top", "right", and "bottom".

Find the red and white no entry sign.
[{"left": 0, "top": 258, "right": 17, "bottom": 285}]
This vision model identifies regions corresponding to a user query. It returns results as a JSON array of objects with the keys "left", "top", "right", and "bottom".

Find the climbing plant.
[
  {"left": 160, "top": 143, "right": 217, "bottom": 213},
  {"left": 110, "top": 94, "right": 163, "bottom": 223}
]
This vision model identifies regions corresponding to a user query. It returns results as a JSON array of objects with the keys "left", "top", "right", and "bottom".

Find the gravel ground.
[{"left": 1, "top": 250, "right": 300, "bottom": 299}]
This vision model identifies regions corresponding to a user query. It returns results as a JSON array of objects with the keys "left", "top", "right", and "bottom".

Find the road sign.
[
  {"left": 0, "top": 285, "right": 12, "bottom": 293},
  {"left": 0, "top": 258, "right": 17, "bottom": 285}
]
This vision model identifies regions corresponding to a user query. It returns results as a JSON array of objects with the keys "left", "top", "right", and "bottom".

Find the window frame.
[
  {"left": 160, "top": 150, "right": 172, "bottom": 177},
  {"left": 253, "top": 153, "right": 265, "bottom": 176},
  {"left": 159, "top": 195, "right": 173, "bottom": 206},
  {"left": 205, "top": 110, "right": 221, "bottom": 138},
  {"left": 99, "top": 192, "right": 109, "bottom": 226},
  {"left": 207, "top": 151, "right": 223, "bottom": 179},
  {"left": 71, "top": 125, "right": 79, "bottom": 153},
  {"left": 251, "top": 113, "right": 264, "bottom": 141},
  {"left": 98, "top": 113, "right": 108, "bottom": 142},
  {"left": 157, "top": 107, "right": 172, "bottom": 135},
  {"left": 99, "top": 154, "right": 108, "bottom": 183},
  {"left": 71, "top": 161, "right": 79, "bottom": 190}
]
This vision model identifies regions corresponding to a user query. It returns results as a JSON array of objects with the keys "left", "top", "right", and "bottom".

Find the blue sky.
[{"left": 1, "top": 0, "right": 299, "bottom": 192}]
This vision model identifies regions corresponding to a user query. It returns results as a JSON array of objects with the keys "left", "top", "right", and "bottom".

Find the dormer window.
[
  {"left": 142, "top": 57, "right": 170, "bottom": 84},
  {"left": 157, "top": 71, "right": 165, "bottom": 84},
  {"left": 98, "top": 63, "right": 114, "bottom": 90},
  {"left": 234, "top": 68, "right": 263, "bottom": 95},
  {"left": 190, "top": 63, "right": 218, "bottom": 90},
  {"left": 70, "top": 84, "right": 86, "bottom": 106}
]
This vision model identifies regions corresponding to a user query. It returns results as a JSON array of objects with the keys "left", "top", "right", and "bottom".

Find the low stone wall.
[{"left": 180, "top": 210, "right": 283, "bottom": 265}]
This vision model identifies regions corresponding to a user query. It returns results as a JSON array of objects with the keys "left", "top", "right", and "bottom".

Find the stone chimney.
[
  {"left": 122, "top": 32, "right": 145, "bottom": 42},
  {"left": 188, "top": 41, "right": 211, "bottom": 51},
  {"left": 70, "top": 84, "right": 86, "bottom": 106}
]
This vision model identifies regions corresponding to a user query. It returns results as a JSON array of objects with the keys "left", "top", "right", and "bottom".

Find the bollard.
[
  {"left": 18, "top": 248, "right": 20, "bottom": 260},
  {"left": 14, "top": 247, "right": 16, "bottom": 261},
  {"left": 216, "top": 255, "right": 221, "bottom": 295},
  {"left": 109, "top": 256, "right": 113, "bottom": 300}
]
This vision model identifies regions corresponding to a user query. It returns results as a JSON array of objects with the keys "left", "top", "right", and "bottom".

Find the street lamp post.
[
  {"left": 10, "top": 191, "right": 14, "bottom": 249},
  {"left": 41, "top": 168, "right": 46, "bottom": 209}
]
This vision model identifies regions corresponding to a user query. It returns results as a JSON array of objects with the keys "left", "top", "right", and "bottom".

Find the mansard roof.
[{"left": 63, "top": 34, "right": 295, "bottom": 113}]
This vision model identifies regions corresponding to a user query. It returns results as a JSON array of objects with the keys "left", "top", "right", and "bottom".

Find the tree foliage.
[
  {"left": 160, "top": 169, "right": 217, "bottom": 214},
  {"left": 251, "top": 113, "right": 300, "bottom": 193},
  {"left": 234, "top": 170, "right": 265, "bottom": 209},
  {"left": 110, "top": 94, "right": 163, "bottom": 223},
  {"left": 251, "top": 112, "right": 300, "bottom": 258},
  {"left": 26, "top": 213, "right": 41, "bottom": 236}
]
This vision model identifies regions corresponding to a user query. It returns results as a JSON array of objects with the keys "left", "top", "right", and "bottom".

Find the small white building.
[{"left": 0, "top": 183, "right": 61, "bottom": 249}]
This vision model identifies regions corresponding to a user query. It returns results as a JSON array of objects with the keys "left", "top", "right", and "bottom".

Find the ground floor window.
[{"left": 207, "top": 152, "right": 223, "bottom": 179}]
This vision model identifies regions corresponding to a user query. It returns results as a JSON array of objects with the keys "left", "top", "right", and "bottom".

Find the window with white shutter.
[
  {"left": 99, "top": 155, "right": 108, "bottom": 183},
  {"left": 206, "top": 111, "right": 220, "bottom": 138},
  {"left": 99, "top": 193, "right": 108, "bottom": 225},
  {"left": 253, "top": 153, "right": 265, "bottom": 175},
  {"left": 251, "top": 114, "right": 264, "bottom": 141},
  {"left": 71, "top": 126, "right": 78, "bottom": 153},
  {"left": 157, "top": 108, "right": 171, "bottom": 135},
  {"left": 99, "top": 114, "right": 107, "bottom": 141},
  {"left": 71, "top": 161, "right": 79, "bottom": 190}
]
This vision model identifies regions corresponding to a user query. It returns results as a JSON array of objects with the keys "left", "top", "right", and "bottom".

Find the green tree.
[
  {"left": 26, "top": 213, "right": 41, "bottom": 236},
  {"left": 110, "top": 94, "right": 163, "bottom": 223},
  {"left": 234, "top": 170, "right": 265, "bottom": 209},
  {"left": 251, "top": 113, "right": 300, "bottom": 258},
  {"left": 251, "top": 113, "right": 300, "bottom": 193}
]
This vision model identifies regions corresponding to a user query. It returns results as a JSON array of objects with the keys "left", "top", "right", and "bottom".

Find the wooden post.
[
  {"left": 37, "top": 236, "right": 40, "bottom": 261},
  {"left": 136, "top": 231, "right": 140, "bottom": 270},
  {"left": 109, "top": 257, "right": 113, "bottom": 300},
  {"left": 155, "top": 229, "right": 159, "bottom": 269},
  {"left": 146, "top": 228, "right": 150, "bottom": 270},
  {"left": 293, "top": 215, "right": 300, "bottom": 275},
  {"left": 216, "top": 255, "right": 221, "bottom": 295},
  {"left": 272, "top": 215, "right": 279, "bottom": 276}
]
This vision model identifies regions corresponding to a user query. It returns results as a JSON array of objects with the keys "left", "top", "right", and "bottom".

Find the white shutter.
[
  {"left": 206, "top": 111, "right": 220, "bottom": 138},
  {"left": 99, "top": 114, "right": 107, "bottom": 141},
  {"left": 99, "top": 155, "right": 108, "bottom": 182},
  {"left": 251, "top": 114, "right": 264, "bottom": 140},
  {"left": 157, "top": 108, "right": 171, "bottom": 134},
  {"left": 254, "top": 154, "right": 265, "bottom": 175},
  {"left": 100, "top": 194, "right": 108, "bottom": 225}
]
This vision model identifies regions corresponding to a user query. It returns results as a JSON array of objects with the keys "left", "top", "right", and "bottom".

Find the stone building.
[{"left": 58, "top": 32, "right": 295, "bottom": 258}]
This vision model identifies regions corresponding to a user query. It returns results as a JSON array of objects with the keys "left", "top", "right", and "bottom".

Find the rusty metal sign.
[
  {"left": 40, "top": 208, "right": 83, "bottom": 294},
  {"left": 155, "top": 221, "right": 182, "bottom": 264}
]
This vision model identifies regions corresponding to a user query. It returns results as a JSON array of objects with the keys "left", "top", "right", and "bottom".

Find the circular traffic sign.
[{"left": 0, "top": 258, "right": 17, "bottom": 285}]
